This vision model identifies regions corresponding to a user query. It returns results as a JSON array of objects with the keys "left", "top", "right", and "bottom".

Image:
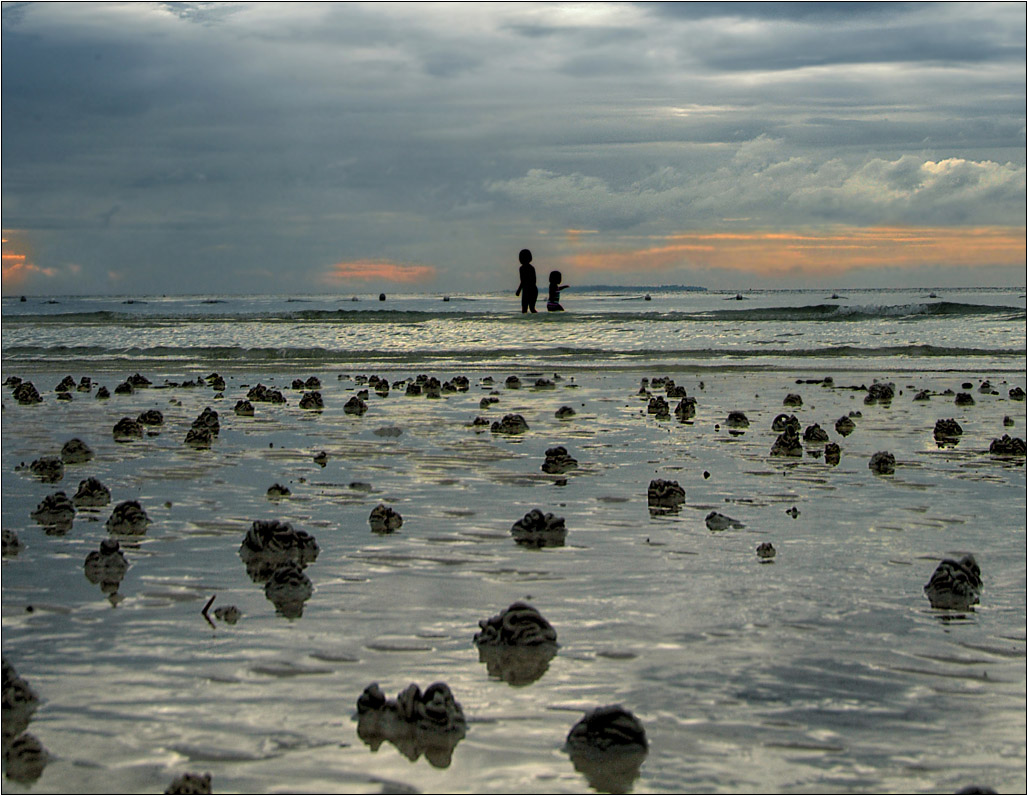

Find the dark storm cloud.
[{"left": 1, "top": 2, "right": 1024, "bottom": 294}]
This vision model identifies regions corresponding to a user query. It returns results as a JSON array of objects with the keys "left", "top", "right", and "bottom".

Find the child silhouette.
[
  {"left": 515, "top": 249, "right": 538, "bottom": 313},
  {"left": 546, "top": 270, "right": 569, "bottom": 312}
]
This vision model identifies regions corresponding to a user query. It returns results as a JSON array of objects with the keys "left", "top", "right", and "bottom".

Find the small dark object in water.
[
  {"left": 782, "top": 393, "right": 802, "bottom": 407},
  {"left": 864, "top": 382, "right": 895, "bottom": 404},
  {"left": 924, "top": 554, "right": 981, "bottom": 611},
  {"left": 705, "top": 511, "right": 744, "bottom": 531},
  {"left": 674, "top": 396, "right": 697, "bottom": 421},
  {"left": 165, "top": 772, "right": 212, "bottom": 794},
  {"left": 565, "top": 705, "right": 647, "bottom": 753},
  {"left": 913, "top": 389, "right": 931, "bottom": 401},
  {"left": 3, "top": 732, "right": 48, "bottom": 784},
  {"left": 247, "top": 384, "right": 286, "bottom": 404},
  {"left": 60, "top": 437, "right": 93, "bottom": 464},
  {"left": 491, "top": 413, "right": 529, "bottom": 434},
  {"left": 83, "top": 538, "right": 128, "bottom": 594},
  {"left": 113, "top": 417, "right": 144, "bottom": 441},
  {"left": 369, "top": 503, "right": 403, "bottom": 533},
  {"left": 954, "top": 392, "right": 975, "bottom": 406},
  {"left": 137, "top": 409, "right": 164, "bottom": 426},
  {"left": 184, "top": 426, "right": 214, "bottom": 448},
  {"left": 824, "top": 442, "right": 841, "bottom": 465},
  {"left": 772, "top": 413, "right": 800, "bottom": 433},
  {"left": 13, "top": 382, "right": 42, "bottom": 404},
  {"left": 835, "top": 415, "right": 856, "bottom": 436},
  {"left": 1009, "top": 387, "right": 1025, "bottom": 401},
  {"left": 933, "top": 418, "right": 963, "bottom": 443},
  {"left": 2, "top": 529, "right": 24, "bottom": 556},
  {"left": 989, "top": 435, "right": 1026, "bottom": 456},
  {"left": 868, "top": 451, "right": 896, "bottom": 475},
  {"left": 379, "top": 293, "right": 386, "bottom": 301},
  {"left": 344, "top": 396, "right": 367, "bottom": 415},
  {"left": 355, "top": 681, "right": 466, "bottom": 767},
  {"left": 74, "top": 476, "right": 111, "bottom": 507},
  {"left": 564, "top": 705, "right": 648, "bottom": 793},
  {"left": 267, "top": 483, "right": 291, "bottom": 499},
  {"left": 31, "top": 491, "right": 75, "bottom": 530},
  {"left": 29, "top": 456, "right": 64, "bottom": 482},
  {"left": 803, "top": 423, "right": 829, "bottom": 443},
  {"left": 542, "top": 446, "right": 578, "bottom": 474},
  {"left": 214, "top": 606, "right": 241, "bottom": 624},
  {"left": 234, "top": 399, "right": 254, "bottom": 416},
  {"left": 239, "top": 519, "right": 319, "bottom": 583},
  {"left": 647, "top": 478, "right": 685, "bottom": 511},
  {"left": 770, "top": 428, "right": 802, "bottom": 457},
  {"left": 555, "top": 405, "right": 576, "bottom": 419},
  {"left": 726, "top": 411, "right": 749, "bottom": 428},
  {"left": 106, "top": 500, "right": 151, "bottom": 534},
  {"left": 475, "top": 601, "right": 557, "bottom": 647},
  {"left": 756, "top": 542, "right": 776, "bottom": 559},
  {"left": 647, "top": 396, "right": 670, "bottom": 418},
  {"left": 299, "top": 391, "right": 324, "bottom": 410},
  {"left": 511, "top": 509, "right": 566, "bottom": 547},
  {"left": 192, "top": 407, "right": 219, "bottom": 435}
]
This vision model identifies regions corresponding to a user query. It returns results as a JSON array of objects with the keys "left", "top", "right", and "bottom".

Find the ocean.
[
  {"left": 2, "top": 286, "right": 1025, "bottom": 372},
  {"left": 1, "top": 286, "right": 1025, "bottom": 793}
]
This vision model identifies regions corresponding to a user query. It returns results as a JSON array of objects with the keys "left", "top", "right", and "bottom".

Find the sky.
[{"left": 2, "top": 1, "right": 1025, "bottom": 295}]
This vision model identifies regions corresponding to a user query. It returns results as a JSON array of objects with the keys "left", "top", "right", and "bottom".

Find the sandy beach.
[{"left": 2, "top": 363, "right": 1025, "bottom": 793}]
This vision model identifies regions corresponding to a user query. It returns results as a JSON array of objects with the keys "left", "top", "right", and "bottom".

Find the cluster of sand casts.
[{"left": 3, "top": 369, "right": 1024, "bottom": 791}]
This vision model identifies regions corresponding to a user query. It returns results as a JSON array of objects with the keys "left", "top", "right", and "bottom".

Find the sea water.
[{"left": 1, "top": 287, "right": 1025, "bottom": 793}]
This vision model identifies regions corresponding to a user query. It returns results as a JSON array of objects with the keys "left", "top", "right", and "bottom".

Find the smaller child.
[{"left": 546, "top": 270, "right": 569, "bottom": 312}]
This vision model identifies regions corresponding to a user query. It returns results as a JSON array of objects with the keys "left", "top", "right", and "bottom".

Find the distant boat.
[
  {"left": 379, "top": 293, "right": 386, "bottom": 301},
  {"left": 442, "top": 296, "right": 450, "bottom": 302},
  {"left": 644, "top": 294, "right": 651, "bottom": 301}
]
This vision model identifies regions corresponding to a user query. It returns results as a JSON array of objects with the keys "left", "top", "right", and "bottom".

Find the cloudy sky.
[{"left": 2, "top": 1, "right": 1025, "bottom": 294}]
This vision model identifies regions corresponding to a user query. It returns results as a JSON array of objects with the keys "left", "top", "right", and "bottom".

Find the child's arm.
[{"left": 516, "top": 284, "right": 522, "bottom": 296}]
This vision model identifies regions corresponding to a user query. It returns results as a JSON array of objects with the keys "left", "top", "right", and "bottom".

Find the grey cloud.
[
  {"left": 643, "top": 3, "right": 928, "bottom": 24},
  {"left": 487, "top": 142, "right": 1026, "bottom": 229},
  {"left": 1, "top": 2, "right": 1023, "bottom": 294}
]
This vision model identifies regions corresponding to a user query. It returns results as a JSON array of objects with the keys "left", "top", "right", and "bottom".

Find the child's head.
[
  {"left": 519, "top": 249, "right": 532, "bottom": 265},
  {"left": 549, "top": 270, "right": 562, "bottom": 284}
]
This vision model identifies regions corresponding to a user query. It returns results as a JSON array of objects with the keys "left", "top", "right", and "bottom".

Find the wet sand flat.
[{"left": 2, "top": 365, "right": 1026, "bottom": 793}]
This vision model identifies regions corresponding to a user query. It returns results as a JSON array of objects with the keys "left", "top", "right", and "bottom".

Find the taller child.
[{"left": 515, "top": 249, "right": 538, "bottom": 313}]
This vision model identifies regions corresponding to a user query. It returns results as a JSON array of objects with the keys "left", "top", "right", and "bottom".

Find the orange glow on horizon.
[
  {"left": 321, "top": 259, "right": 437, "bottom": 285},
  {"left": 1, "top": 232, "right": 56, "bottom": 288},
  {"left": 561, "top": 226, "right": 1027, "bottom": 277}
]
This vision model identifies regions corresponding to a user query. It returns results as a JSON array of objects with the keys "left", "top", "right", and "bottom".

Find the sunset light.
[{"left": 561, "top": 226, "right": 1027, "bottom": 279}]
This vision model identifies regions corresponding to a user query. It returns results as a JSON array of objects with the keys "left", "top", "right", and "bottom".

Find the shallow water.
[
  {"left": 3, "top": 288, "right": 1024, "bottom": 373},
  {"left": 1, "top": 363, "right": 1025, "bottom": 793}
]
